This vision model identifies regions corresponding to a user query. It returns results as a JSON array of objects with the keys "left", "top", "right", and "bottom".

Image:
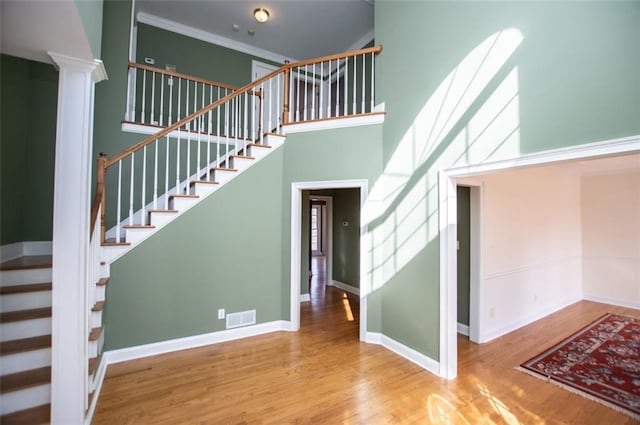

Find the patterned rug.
[{"left": 518, "top": 313, "right": 640, "bottom": 420}]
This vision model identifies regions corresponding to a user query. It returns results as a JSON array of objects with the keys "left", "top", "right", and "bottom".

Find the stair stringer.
[{"left": 101, "top": 134, "right": 285, "bottom": 265}]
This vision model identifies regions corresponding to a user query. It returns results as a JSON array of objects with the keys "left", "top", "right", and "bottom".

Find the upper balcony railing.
[{"left": 93, "top": 45, "right": 383, "bottom": 245}]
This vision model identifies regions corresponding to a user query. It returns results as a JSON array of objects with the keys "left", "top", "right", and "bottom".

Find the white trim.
[
  {"left": 290, "top": 180, "right": 368, "bottom": 339},
  {"left": 0, "top": 241, "right": 52, "bottom": 262},
  {"left": 329, "top": 280, "right": 360, "bottom": 296},
  {"left": 121, "top": 122, "right": 239, "bottom": 144},
  {"left": 85, "top": 357, "right": 108, "bottom": 425},
  {"left": 367, "top": 333, "right": 440, "bottom": 377},
  {"left": 347, "top": 29, "right": 375, "bottom": 52},
  {"left": 439, "top": 134, "right": 640, "bottom": 381},
  {"left": 457, "top": 323, "right": 470, "bottom": 336},
  {"left": 104, "top": 320, "right": 289, "bottom": 365},
  {"left": 136, "top": 12, "right": 295, "bottom": 64},
  {"left": 481, "top": 297, "right": 582, "bottom": 343},
  {"left": 300, "top": 293, "right": 311, "bottom": 303},
  {"left": 583, "top": 294, "right": 640, "bottom": 310},
  {"left": 283, "top": 113, "right": 385, "bottom": 134}
]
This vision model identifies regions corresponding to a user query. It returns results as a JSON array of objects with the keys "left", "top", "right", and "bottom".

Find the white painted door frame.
[
  {"left": 438, "top": 135, "right": 640, "bottom": 380},
  {"left": 290, "top": 180, "right": 368, "bottom": 340}
]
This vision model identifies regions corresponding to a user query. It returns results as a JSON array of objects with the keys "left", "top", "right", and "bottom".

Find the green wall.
[
  {"left": 331, "top": 188, "right": 361, "bottom": 288},
  {"left": 374, "top": 1, "right": 640, "bottom": 360},
  {"left": 0, "top": 55, "right": 58, "bottom": 245},
  {"left": 75, "top": 0, "right": 104, "bottom": 59},
  {"left": 456, "top": 187, "right": 470, "bottom": 326},
  {"left": 136, "top": 23, "right": 281, "bottom": 88}
]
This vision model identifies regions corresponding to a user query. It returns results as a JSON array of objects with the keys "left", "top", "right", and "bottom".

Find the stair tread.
[
  {"left": 0, "top": 307, "right": 51, "bottom": 323},
  {"left": 248, "top": 143, "right": 272, "bottom": 149},
  {"left": 148, "top": 209, "right": 178, "bottom": 213},
  {"left": 91, "top": 301, "right": 105, "bottom": 312},
  {"left": 123, "top": 224, "right": 156, "bottom": 229},
  {"left": 102, "top": 241, "right": 131, "bottom": 247},
  {"left": 0, "top": 403, "right": 50, "bottom": 425},
  {"left": 231, "top": 154, "right": 255, "bottom": 160},
  {"left": 96, "top": 277, "right": 110, "bottom": 286},
  {"left": 190, "top": 180, "right": 219, "bottom": 186},
  {"left": 0, "top": 335, "right": 52, "bottom": 356},
  {"left": 169, "top": 194, "right": 199, "bottom": 199},
  {"left": 88, "top": 356, "right": 100, "bottom": 375},
  {"left": 212, "top": 167, "right": 238, "bottom": 172},
  {"left": 0, "top": 282, "right": 52, "bottom": 295},
  {"left": 0, "top": 366, "right": 50, "bottom": 393},
  {"left": 89, "top": 326, "right": 103, "bottom": 341},
  {"left": 0, "top": 255, "right": 52, "bottom": 271}
]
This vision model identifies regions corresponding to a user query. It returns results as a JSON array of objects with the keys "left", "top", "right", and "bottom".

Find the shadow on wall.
[{"left": 361, "top": 28, "right": 524, "bottom": 296}]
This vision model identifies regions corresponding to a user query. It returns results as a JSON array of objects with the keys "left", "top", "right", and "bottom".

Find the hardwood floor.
[{"left": 94, "top": 264, "right": 639, "bottom": 424}]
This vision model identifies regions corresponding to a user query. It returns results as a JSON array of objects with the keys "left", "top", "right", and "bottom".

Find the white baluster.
[
  {"left": 129, "top": 152, "right": 134, "bottom": 225},
  {"left": 160, "top": 74, "right": 165, "bottom": 126},
  {"left": 268, "top": 76, "right": 272, "bottom": 132},
  {"left": 243, "top": 91, "right": 248, "bottom": 150},
  {"left": 141, "top": 145, "right": 147, "bottom": 225},
  {"left": 164, "top": 136, "right": 169, "bottom": 209},
  {"left": 319, "top": 61, "right": 324, "bottom": 119},
  {"left": 260, "top": 82, "right": 264, "bottom": 144},
  {"left": 185, "top": 80, "right": 190, "bottom": 129},
  {"left": 192, "top": 81, "right": 197, "bottom": 131},
  {"left": 303, "top": 65, "right": 307, "bottom": 121},
  {"left": 215, "top": 100, "right": 220, "bottom": 179},
  {"left": 177, "top": 78, "right": 182, "bottom": 122},
  {"left": 187, "top": 127, "right": 192, "bottom": 192},
  {"left": 276, "top": 73, "right": 281, "bottom": 131},
  {"left": 153, "top": 139, "right": 158, "bottom": 210},
  {"left": 168, "top": 76, "right": 173, "bottom": 126},
  {"left": 150, "top": 72, "right": 156, "bottom": 124},
  {"left": 327, "top": 60, "right": 332, "bottom": 118},
  {"left": 353, "top": 55, "right": 357, "bottom": 114},
  {"left": 371, "top": 52, "right": 375, "bottom": 111},
  {"left": 295, "top": 68, "right": 300, "bottom": 122},
  {"left": 311, "top": 65, "right": 315, "bottom": 119},
  {"left": 252, "top": 88, "right": 256, "bottom": 141},
  {"left": 344, "top": 57, "right": 348, "bottom": 115},
  {"left": 116, "top": 161, "right": 122, "bottom": 242},
  {"left": 335, "top": 60, "right": 340, "bottom": 117},
  {"left": 128, "top": 67, "right": 136, "bottom": 121},
  {"left": 201, "top": 83, "right": 206, "bottom": 131},
  {"left": 141, "top": 70, "right": 147, "bottom": 123},
  {"left": 176, "top": 133, "right": 181, "bottom": 195},
  {"left": 361, "top": 54, "right": 365, "bottom": 113}
]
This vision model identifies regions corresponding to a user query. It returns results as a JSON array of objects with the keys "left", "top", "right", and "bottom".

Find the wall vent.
[{"left": 226, "top": 309, "right": 256, "bottom": 329}]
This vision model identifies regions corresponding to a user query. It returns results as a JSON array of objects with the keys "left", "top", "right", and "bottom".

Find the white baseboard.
[
  {"left": 365, "top": 332, "right": 440, "bottom": 377},
  {"left": 1, "top": 241, "right": 52, "bottom": 262},
  {"left": 300, "top": 293, "right": 311, "bottom": 303},
  {"left": 282, "top": 113, "right": 385, "bottom": 134},
  {"left": 457, "top": 323, "right": 469, "bottom": 336},
  {"left": 328, "top": 280, "right": 360, "bottom": 296},
  {"left": 103, "top": 320, "right": 289, "bottom": 365},
  {"left": 480, "top": 296, "right": 581, "bottom": 343},
  {"left": 583, "top": 294, "right": 640, "bottom": 310}
]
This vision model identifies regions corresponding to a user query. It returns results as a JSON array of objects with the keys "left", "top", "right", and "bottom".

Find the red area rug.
[{"left": 519, "top": 313, "right": 640, "bottom": 420}]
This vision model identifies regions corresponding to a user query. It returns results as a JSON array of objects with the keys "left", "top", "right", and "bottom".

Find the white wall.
[
  {"left": 581, "top": 171, "right": 640, "bottom": 308},
  {"left": 479, "top": 166, "right": 583, "bottom": 342}
]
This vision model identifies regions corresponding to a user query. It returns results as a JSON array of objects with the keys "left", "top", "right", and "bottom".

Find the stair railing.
[
  {"left": 94, "top": 46, "right": 382, "bottom": 245},
  {"left": 125, "top": 62, "right": 249, "bottom": 131}
]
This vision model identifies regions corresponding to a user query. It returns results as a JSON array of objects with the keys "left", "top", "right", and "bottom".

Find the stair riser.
[
  {"left": 212, "top": 171, "right": 236, "bottom": 185},
  {"left": 0, "top": 291, "right": 51, "bottom": 313},
  {"left": 1, "top": 348, "right": 51, "bottom": 375},
  {"left": 89, "top": 331, "right": 105, "bottom": 358},
  {"left": 0, "top": 383, "right": 50, "bottom": 415},
  {"left": 95, "top": 286, "right": 106, "bottom": 303},
  {"left": 170, "top": 197, "right": 198, "bottom": 212},
  {"left": 91, "top": 310, "right": 102, "bottom": 328},
  {"left": 0, "top": 269, "right": 52, "bottom": 286},
  {"left": 149, "top": 212, "right": 177, "bottom": 228},
  {"left": 229, "top": 158, "right": 253, "bottom": 172},
  {"left": 124, "top": 228, "right": 155, "bottom": 245},
  {"left": 191, "top": 183, "right": 219, "bottom": 197},
  {"left": 247, "top": 147, "right": 270, "bottom": 160},
  {"left": 1, "top": 318, "right": 51, "bottom": 342}
]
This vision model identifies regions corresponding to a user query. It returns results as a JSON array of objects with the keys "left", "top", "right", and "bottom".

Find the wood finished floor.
[{"left": 94, "top": 257, "right": 639, "bottom": 424}]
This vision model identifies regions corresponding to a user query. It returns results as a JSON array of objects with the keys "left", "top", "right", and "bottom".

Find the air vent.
[{"left": 226, "top": 309, "right": 256, "bottom": 329}]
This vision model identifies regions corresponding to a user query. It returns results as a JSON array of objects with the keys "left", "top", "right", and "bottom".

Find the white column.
[{"left": 48, "top": 52, "right": 106, "bottom": 425}]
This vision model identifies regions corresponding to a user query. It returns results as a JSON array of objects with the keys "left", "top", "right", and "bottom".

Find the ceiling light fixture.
[{"left": 253, "top": 7, "right": 269, "bottom": 23}]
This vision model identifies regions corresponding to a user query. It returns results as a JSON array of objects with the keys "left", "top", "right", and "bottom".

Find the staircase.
[{"left": 0, "top": 45, "right": 382, "bottom": 423}]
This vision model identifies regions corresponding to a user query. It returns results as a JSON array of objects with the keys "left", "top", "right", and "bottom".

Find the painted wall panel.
[{"left": 582, "top": 171, "right": 640, "bottom": 308}]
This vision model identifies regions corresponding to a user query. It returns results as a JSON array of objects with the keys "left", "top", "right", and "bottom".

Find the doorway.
[{"left": 290, "top": 180, "right": 368, "bottom": 340}]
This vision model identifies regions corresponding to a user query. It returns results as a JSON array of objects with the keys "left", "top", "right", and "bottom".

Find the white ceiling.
[
  {"left": 135, "top": 0, "right": 375, "bottom": 61},
  {"left": 0, "top": 0, "right": 94, "bottom": 64}
]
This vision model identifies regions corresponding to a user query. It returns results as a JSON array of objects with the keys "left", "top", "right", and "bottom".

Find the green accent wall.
[
  {"left": 456, "top": 186, "right": 470, "bottom": 326},
  {"left": 75, "top": 0, "right": 104, "bottom": 59},
  {"left": 136, "top": 23, "right": 282, "bottom": 88},
  {"left": 375, "top": 1, "right": 640, "bottom": 360},
  {"left": 331, "top": 188, "right": 361, "bottom": 288},
  {"left": 0, "top": 55, "right": 58, "bottom": 245}
]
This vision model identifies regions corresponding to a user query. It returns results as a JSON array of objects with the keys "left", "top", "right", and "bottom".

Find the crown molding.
[{"left": 136, "top": 12, "right": 297, "bottom": 65}]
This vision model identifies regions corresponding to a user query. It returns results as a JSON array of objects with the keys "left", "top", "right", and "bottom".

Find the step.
[
  {"left": 0, "top": 257, "right": 52, "bottom": 286},
  {"left": 229, "top": 154, "right": 255, "bottom": 172},
  {"left": 0, "top": 336, "right": 52, "bottom": 376},
  {"left": 1, "top": 282, "right": 52, "bottom": 313},
  {"left": 0, "top": 403, "right": 50, "bottom": 425},
  {"left": 210, "top": 167, "right": 238, "bottom": 184},
  {"left": 148, "top": 209, "right": 178, "bottom": 227},
  {"left": 169, "top": 194, "right": 200, "bottom": 211},
  {"left": 0, "top": 367, "right": 51, "bottom": 415},
  {"left": 0, "top": 308, "right": 51, "bottom": 342},
  {"left": 122, "top": 224, "right": 156, "bottom": 245},
  {"left": 0, "top": 256, "right": 52, "bottom": 271},
  {"left": 189, "top": 180, "right": 220, "bottom": 197}
]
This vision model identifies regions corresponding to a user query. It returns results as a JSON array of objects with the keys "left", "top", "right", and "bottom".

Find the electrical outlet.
[
  {"left": 217, "top": 308, "right": 225, "bottom": 320},
  {"left": 144, "top": 57, "right": 155, "bottom": 65}
]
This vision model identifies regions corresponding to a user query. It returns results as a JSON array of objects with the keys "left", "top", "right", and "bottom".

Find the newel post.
[{"left": 282, "top": 60, "right": 290, "bottom": 125}]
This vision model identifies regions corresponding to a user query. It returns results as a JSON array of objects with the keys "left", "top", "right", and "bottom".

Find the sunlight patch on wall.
[{"left": 361, "top": 29, "right": 523, "bottom": 296}]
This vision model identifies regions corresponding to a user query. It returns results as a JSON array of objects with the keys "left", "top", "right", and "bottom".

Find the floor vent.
[{"left": 226, "top": 309, "right": 256, "bottom": 329}]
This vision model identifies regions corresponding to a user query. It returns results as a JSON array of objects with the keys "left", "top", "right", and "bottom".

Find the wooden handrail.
[
  {"left": 128, "top": 62, "right": 239, "bottom": 92},
  {"left": 90, "top": 153, "right": 107, "bottom": 243},
  {"left": 285, "top": 45, "right": 382, "bottom": 70}
]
